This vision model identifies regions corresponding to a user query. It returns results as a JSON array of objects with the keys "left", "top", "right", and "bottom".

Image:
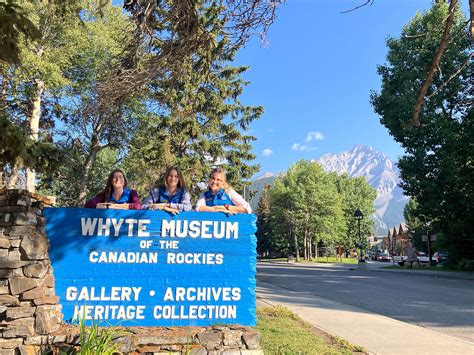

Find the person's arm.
[
  {"left": 128, "top": 190, "right": 141, "bottom": 210},
  {"left": 198, "top": 205, "right": 226, "bottom": 212},
  {"left": 195, "top": 193, "right": 235, "bottom": 213},
  {"left": 195, "top": 193, "right": 211, "bottom": 212},
  {"left": 141, "top": 189, "right": 156, "bottom": 210},
  {"left": 170, "top": 190, "right": 192, "bottom": 212},
  {"left": 228, "top": 189, "right": 252, "bottom": 214},
  {"left": 84, "top": 192, "right": 104, "bottom": 208}
]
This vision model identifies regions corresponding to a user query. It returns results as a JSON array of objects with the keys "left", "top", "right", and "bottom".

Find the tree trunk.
[
  {"left": 293, "top": 226, "right": 300, "bottom": 262},
  {"left": 26, "top": 79, "right": 44, "bottom": 192},
  {"left": 411, "top": 0, "right": 457, "bottom": 127},
  {"left": 77, "top": 137, "right": 101, "bottom": 205},
  {"left": 6, "top": 161, "right": 21, "bottom": 188},
  {"left": 303, "top": 229, "right": 308, "bottom": 260},
  {"left": 308, "top": 235, "right": 313, "bottom": 261},
  {"left": 470, "top": 0, "right": 473, "bottom": 42}
]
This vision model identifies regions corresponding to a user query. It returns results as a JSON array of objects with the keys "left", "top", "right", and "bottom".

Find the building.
[{"left": 386, "top": 223, "right": 411, "bottom": 255}]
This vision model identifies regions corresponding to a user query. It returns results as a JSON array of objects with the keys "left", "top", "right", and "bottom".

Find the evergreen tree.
[
  {"left": 1, "top": 1, "right": 86, "bottom": 189},
  {"left": 124, "top": 2, "right": 262, "bottom": 198}
]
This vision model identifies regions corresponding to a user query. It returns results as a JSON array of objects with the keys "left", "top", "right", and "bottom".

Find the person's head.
[
  {"left": 163, "top": 166, "right": 186, "bottom": 191},
  {"left": 103, "top": 169, "right": 128, "bottom": 201},
  {"left": 208, "top": 167, "right": 229, "bottom": 193},
  {"left": 107, "top": 169, "right": 128, "bottom": 191}
]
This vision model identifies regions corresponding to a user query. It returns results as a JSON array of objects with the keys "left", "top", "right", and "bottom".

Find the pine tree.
[{"left": 124, "top": 2, "right": 262, "bottom": 198}]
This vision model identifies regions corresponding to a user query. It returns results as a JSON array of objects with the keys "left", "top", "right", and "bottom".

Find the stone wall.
[
  {"left": 0, "top": 189, "right": 62, "bottom": 354},
  {"left": 0, "top": 190, "right": 262, "bottom": 355}
]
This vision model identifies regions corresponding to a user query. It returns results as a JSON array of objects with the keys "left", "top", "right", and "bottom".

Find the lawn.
[
  {"left": 257, "top": 306, "right": 366, "bottom": 354},
  {"left": 262, "top": 257, "right": 358, "bottom": 264},
  {"left": 304, "top": 257, "right": 358, "bottom": 264}
]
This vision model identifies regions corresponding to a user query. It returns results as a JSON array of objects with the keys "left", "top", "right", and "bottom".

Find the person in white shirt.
[{"left": 196, "top": 168, "right": 251, "bottom": 214}]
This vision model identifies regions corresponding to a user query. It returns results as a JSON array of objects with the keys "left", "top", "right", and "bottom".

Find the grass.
[
  {"left": 78, "top": 317, "right": 125, "bottom": 355},
  {"left": 304, "top": 257, "right": 358, "bottom": 264},
  {"left": 262, "top": 257, "right": 358, "bottom": 264},
  {"left": 257, "top": 306, "right": 366, "bottom": 354}
]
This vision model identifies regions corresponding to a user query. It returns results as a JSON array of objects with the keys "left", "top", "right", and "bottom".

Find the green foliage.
[
  {"left": 331, "top": 173, "right": 377, "bottom": 249},
  {"left": 403, "top": 198, "right": 426, "bottom": 252},
  {"left": 78, "top": 316, "right": 122, "bottom": 355},
  {"left": 267, "top": 161, "right": 348, "bottom": 256},
  {"left": 2, "top": 1, "right": 265, "bottom": 207},
  {"left": 38, "top": 147, "right": 119, "bottom": 206},
  {"left": 456, "top": 259, "right": 474, "bottom": 272},
  {"left": 124, "top": 3, "right": 262, "bottom": 198},
  {"left": 0, "top": 0, "right": 40, "bottom": 64},
  {"left": 256, "top": 185, "right": 272, "bottom": 257},
  {"left": 371, "top": 2, "right": 473, "bottom": 266}
]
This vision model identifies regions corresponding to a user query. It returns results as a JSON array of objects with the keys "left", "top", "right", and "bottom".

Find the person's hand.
[
  {"left": 149, "top": 203, "right": 166, "bottom": 210},
  {"left": 213, "top": 205, "right": 235, "bottom": 215},
  {"left": 163, "top": 206, "right": 180, "bottom": 215},
  {"left": 96, "top": 203, "right": 108, "bottom": 209},
  {"left": 107, "top": 203, "right": 129, "bottom": 210}
]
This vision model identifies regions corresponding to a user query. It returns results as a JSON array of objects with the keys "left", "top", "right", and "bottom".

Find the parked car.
[
  {"left": 434, "top": 252, "right": 449, "bottom": 265},
  {"left": 372, "top": 250, "right": 383, "bottom": 261},
  {"left": 376, "top": 252, "right": 392, "bottom": 262},
  {"left": 416, "top": 251, "right": 437, "bottom": 265}
]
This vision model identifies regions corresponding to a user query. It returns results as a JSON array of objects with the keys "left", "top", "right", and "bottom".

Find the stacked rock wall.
[
  {"left": 0, "top": 190, "right": 262, "bottom": 354},
  {"left": 0, "top": 189, "right": 62, "bottom": 354}
]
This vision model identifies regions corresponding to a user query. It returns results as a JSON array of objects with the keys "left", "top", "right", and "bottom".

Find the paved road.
[{"left": 257, "top": 262, "right": 474, "bottom": 343}]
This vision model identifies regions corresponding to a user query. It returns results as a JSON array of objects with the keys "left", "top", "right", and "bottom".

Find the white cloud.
[
  {"left": 291, "top": 143, "right": 301, "bottom": 151},
  {"left": 306, "top": 131, "right": 325, "bottom": 143},
  {"left": 262, "top": 148, "right": 273, "bottom": 157},
  {"left": 291, "top": 143, "right": 317, "bottom": 152}
]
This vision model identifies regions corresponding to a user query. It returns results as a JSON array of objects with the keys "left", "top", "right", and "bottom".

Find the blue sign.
[{"left": 43, "top": 208, "right": 257, "bottom": 326}]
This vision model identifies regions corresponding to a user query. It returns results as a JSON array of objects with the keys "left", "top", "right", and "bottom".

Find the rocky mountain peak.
[{"left": 317, "top": 145, "right": 407, "bottom": 235}]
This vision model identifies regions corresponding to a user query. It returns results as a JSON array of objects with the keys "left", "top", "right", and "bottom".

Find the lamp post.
[{"left": 353, "top": 208, "right": 365, "bottom": 268}]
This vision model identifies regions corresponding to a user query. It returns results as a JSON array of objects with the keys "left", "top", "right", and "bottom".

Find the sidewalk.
[{"left": 256, "top": 280, "right": 474, "bottom": 355}]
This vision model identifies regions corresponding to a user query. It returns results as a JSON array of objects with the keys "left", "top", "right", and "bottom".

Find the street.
[{"left": 257, "top": 262, "right": 474, "bottom": 345}]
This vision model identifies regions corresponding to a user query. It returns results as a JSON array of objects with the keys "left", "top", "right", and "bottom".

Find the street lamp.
[{"left": 353, "top": 208, "right": 365, "bottom": 268}]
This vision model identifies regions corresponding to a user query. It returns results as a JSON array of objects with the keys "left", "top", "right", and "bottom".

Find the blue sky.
[{"left": 235, "top": 0, "right": 467, "bottom": 176}]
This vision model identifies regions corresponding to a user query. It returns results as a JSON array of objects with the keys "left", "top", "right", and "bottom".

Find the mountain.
[
  {"left": 317, "top": 145, "right": 408, "bottom": 235},
  {"left": 249, "top": 145, "right": 408, "bottom": 235}
]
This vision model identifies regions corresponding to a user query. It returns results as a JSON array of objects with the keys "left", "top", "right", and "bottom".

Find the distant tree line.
[{"left": 256, "top": 160, "right": 377, "bottom": 260}]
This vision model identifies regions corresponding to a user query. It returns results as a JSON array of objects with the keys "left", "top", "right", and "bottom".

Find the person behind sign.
[
  {"left": 141, "top": 166, "right": 192, "bottom": 214},
  {"left": 84, "top": 169, "right": 141, "bottom": 210},
  {"left": 196, "top": 167, "right": 251, "bottom": 214}
]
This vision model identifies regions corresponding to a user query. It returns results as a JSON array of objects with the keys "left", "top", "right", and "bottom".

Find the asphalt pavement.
[{"left": 256, "top": 261, "right": 474, "bottom": 355}]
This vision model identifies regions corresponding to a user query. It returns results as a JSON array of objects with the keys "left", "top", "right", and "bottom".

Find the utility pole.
[{"left": 427, "top": 229, "right": 433, "bottom": 267}]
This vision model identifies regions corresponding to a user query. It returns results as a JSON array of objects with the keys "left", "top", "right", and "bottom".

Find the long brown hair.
[
  {"left": 209, "top": 167, "right": 231, "bottom": 192},
  {"left": 102, "top": 169, "right": 128, "bottom": 202},
  {"left": 163, "top": 166, "right": 187, "bottom": 191}
]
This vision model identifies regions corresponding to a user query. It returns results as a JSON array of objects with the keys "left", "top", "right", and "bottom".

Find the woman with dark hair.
[
  {"left": 84, "top": 169, "right": 141, "bottom": 210},
  {"left": 196, "top": 167, "right": 251, "bottom": 214},
  {"left": 141, "top": 166, "right": 192, "bottom": 214}
]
